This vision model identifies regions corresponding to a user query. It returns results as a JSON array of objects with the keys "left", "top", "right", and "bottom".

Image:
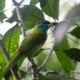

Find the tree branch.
[
  {"left": 0, "top": 40, "right": 21, "bottom": 80},
  {"left": 12, "top": 0, "right": 38, "bottom": 80}
]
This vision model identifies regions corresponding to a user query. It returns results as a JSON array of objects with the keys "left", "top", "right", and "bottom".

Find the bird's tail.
[{"left": 5, "top": 54, "right": 21, "bottom": 70}]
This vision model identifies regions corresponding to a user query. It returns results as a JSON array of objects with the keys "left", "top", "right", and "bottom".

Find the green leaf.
[
  {"left": 64, "top": 48, "right": 80, "bottom": 62},
  {"left": 0, "top": 0, "right": 5, "bottom": 10},
  {"left": 30, "top": 0, "right": 39, "bottom": 5},
  {"left": 38, "top": 73, "right": 48, "bottom": 80},
  {"left": 0, "top": 51, "right": 12, "bottom": 80},
  {"left": 6, "top": 5, "right": 44, "bottom": 30},
  {"left": 0, "top": 0, "right": 6, "bottom": 22},
  {"left": 4, "top": 70, "right": 12, "bottom": 80},
  {"left": 8, "top": 75, "right": 14, "bottom": 80},
  {"left": 19, "top": 70, "right": 26, "bottom": 79},
  {"left": 0, "top": 12, "right": 6, "bottom": 22},
  {"left": 0, "top": 51, "right": 7, "bottom": 79},
  {"left": 36, "top": 51, "right": 61, "bottom": 71},
  {"left": 39, "top": 0, "right": 59, "bottom": 19},
  {"left": 0, "top": 25, "right": 20, "bottom": 79},
  {"left": 70, "top": 27, "right": 80, "bottom": 38},
  {"left": 45, "top": 72, "right": 69, "bottom": 80},
  {"left": 39, "top": 70, "right": 71, "bottom": 80},
  {"left": 55, "top": 38, "right": 75, "bottom": 73},
  {"left": 1, "top": 25, "right": 23, "bottom": 79},
  {"left": 45, "top": 72, "right": 60, "bottom": 80},
  {"left": 36, "top": 51, "right": 47, "bottom": 66},
  {"left": 3, "top": 24, "right": 20, "bottom": 58}
]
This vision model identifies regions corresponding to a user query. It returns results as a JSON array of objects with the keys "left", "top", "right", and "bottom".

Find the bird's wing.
[
  {"left": 5, "top": 33, "right": 47, "bottom": 70},
  {"left": 18, "top": 32, "right": 47, "bottom": 56}
]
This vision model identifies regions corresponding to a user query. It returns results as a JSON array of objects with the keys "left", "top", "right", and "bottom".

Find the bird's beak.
[{"left": 48, "top": 22, "right": 58, "bottom": 27}]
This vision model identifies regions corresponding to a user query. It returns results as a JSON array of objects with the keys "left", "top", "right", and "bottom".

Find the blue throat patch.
[{"left": 38, "top": 22, "right": 48, "bottom": 32}]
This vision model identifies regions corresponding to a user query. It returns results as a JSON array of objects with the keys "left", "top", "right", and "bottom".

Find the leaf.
[
  {"left": 36, "top": 51, "right": 61, "bottom": 71},
  {"left": 0, "top": 24, "right": 20, "bottom": 79},
  {"left": 6, "top": 5, "right": 44, "bottom": 30},
  {"left": 0, "top": 50, "right": 12, "bottom": 80},
  {"left": 39, "top": 70, "right": 72, "bottom": 80},
  {"left": 64, "top": 48, "right": 80, "bottom": 62},
  {"left": 55, "top": 38, "right": 75, "bottom": 73},
  {"left": 0, "top": 52, "right": 14, "bottom": 80},
  {"left": 3, "top": 24, "right": 20, "bottom": 58},
  {"left": 1, "top": 25, "right": 26, "bottom": 79},
  {"left": 30, "top": 0, "right": 39, "bottom": 5},
  {"left": 8, "top": 75, "right": 14, "bottom": 80},
  {"left": 39, "top": 0, "right": 59, "bottom": 19},
  {"left": 0, "top": 12, "right": 6, "bottom": 22},
  {"left": 70, "top": 27, "right": 80, "bottom": 38},
  {"left": 19, "top": 70, "right": 26, "bottom": 79},
  {"left": 45, "top": 72, "right": 69, "bottom": 80},
  {"left": 0, "top": 0, "right": 6, "bottom": 22},
  {"left": 0, "top": 33, "right": 3, "bottom": 40},
  {"left": 0, "top": 51, "right": 7, "bottom": 79},
  {"left": 38, "top": 73, "right": 48, "bottom": 80},
  {"left": 0, "top": 0, "right": 5, "bottom": 10},
  {"left": 4, "top": 70, "right": 12, "bottom": 80}
]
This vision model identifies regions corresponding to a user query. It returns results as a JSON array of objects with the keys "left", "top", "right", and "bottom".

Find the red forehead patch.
[
  {"left": 37, "top": 20, "right": 43, "bottom": 24},
  {"left": 36, "top": 20, "right": 50, "bottom": 24}
]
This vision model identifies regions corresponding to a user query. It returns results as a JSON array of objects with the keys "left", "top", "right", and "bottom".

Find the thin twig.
[
  {"left": 0, "top": 40, "right": 21, "bottom": 80},
  {"left": 19, "top": 0, "right": 25, "bottom": 5},
  {"left": 12, "top": 0, "right": 26, "bottom": 38},
  {"left": 21, "top": 0, "right": 28, "bottom": 6},
  {"left": 12, "top": 0, "right": 38, "bottom": 80},
  {"left": 28, "top": 58, "right": 38, "bottom": 80}
]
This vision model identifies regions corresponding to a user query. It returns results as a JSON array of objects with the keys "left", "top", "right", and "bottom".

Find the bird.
[{"left": 5, "top": 20, "right": 56, "bottom": 70}]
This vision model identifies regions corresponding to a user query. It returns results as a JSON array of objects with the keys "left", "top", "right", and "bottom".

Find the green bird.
[{"left": 5, "top": 20, "right": 56, "bottom": 70}]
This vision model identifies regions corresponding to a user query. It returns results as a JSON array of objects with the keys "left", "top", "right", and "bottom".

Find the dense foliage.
[{"left": 0, "top": 0, "right": 80, "bottom": 80}]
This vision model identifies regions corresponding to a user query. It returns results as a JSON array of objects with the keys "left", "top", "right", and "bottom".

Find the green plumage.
[
  {"left": 5, "top": 20, "right": 53, "bottom": 70},
  {"left": 18, "top": 32, "right": 47, "bottom": 58}
]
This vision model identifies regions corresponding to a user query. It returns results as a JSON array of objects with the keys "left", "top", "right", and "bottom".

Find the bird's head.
[{"left": 35, "top": 20, "right": 56, "bottom": 32}]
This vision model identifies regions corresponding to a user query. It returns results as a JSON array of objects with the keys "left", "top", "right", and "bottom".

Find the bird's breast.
[{"left": 35, "top": 33, "right": 47, "bottom": 44}]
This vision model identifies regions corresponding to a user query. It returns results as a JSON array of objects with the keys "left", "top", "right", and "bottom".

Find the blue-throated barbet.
[{"left": 5, "top": 20, "right": 56, "bottom": 70}]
